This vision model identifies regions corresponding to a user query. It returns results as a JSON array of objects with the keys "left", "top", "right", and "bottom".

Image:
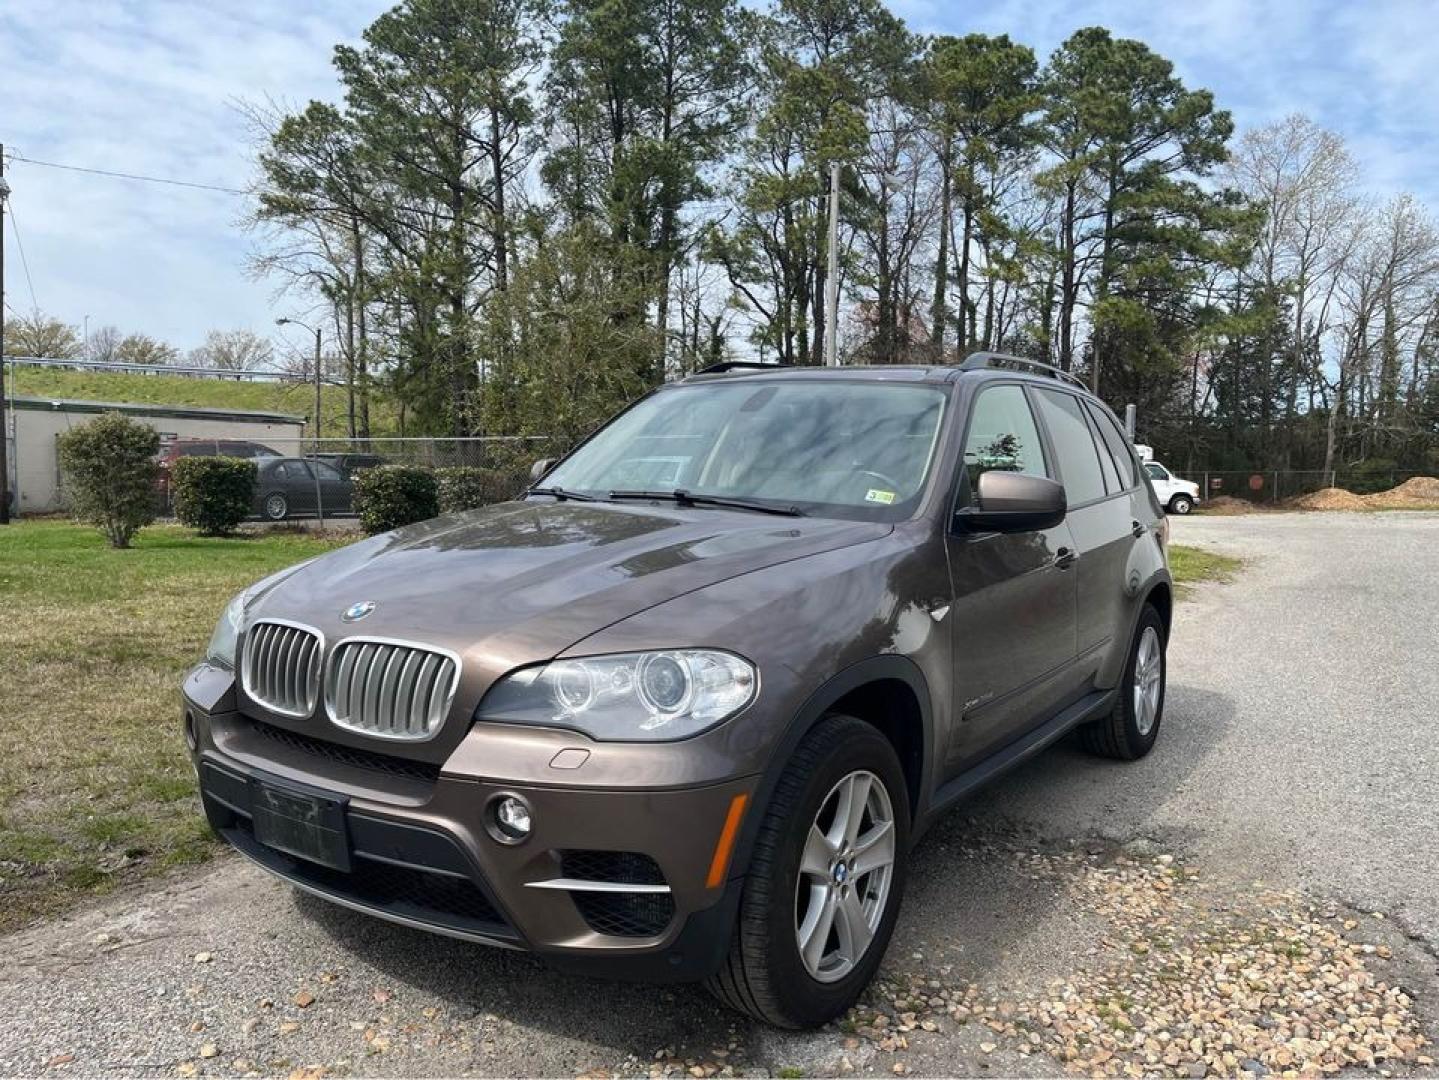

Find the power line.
[
  {"left": 2, "top": 152, "right": 246, "bottom": 195},
  {"left": 6, "top": 199, "right": 40, "bottom": 315}
]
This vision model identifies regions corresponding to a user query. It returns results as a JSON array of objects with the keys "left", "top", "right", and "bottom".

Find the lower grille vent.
[
  {"left": 250, "top": 720, "right": 441, "bottom": 783},
  {"left": 558, "top": 850, "right": 673, "bottom": 937},
  {"left": 573, "top": 891, "right": 675, "bottom": 937}
]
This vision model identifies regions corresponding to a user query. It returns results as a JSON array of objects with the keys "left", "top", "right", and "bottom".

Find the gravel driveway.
[{"left": 3, "top": 511, "right": 1436, "bottom": 1078}]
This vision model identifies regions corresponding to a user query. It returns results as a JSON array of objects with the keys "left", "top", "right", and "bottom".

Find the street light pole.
[
  {"left": 0, "top": 143, "right": 11, "bottom": 525},
  {"left": 276, "top": 317, "right": 325, "bottom": 527}
]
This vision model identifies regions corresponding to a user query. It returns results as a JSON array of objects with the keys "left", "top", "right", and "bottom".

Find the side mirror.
[
  {"left": 529, "top": 458, "right": 555, "bottom": 482},
  {"left": 955, "top": 471, "right": 1067, "bottom": 533}
]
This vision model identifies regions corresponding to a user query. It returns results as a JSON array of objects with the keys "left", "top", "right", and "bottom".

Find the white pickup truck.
[
  {"left": 1132, "top": 445, "right": 1200, "bottom": 514},
  {"left": 1142, "top": 460, "right": 1200, "bottom": 515}
]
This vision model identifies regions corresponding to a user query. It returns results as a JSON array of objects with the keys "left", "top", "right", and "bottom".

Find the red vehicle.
[{"left": 156, "top": 438, "right": 282, "bottom": 504}]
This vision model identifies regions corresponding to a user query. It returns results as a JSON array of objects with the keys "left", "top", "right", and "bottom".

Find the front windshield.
[{"left": 540, "top": 380, "right": 949, "bottom": 521}]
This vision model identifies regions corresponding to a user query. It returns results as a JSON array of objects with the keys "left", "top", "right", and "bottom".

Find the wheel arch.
[
  {"left": 1146, "top": 578, "right": 1173, "bottom": 641},
  {"left": 728, "top": 655, "right": 934, "bottom": 882}
]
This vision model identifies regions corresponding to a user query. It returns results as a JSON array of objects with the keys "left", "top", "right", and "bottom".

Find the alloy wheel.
[
  {"left": 794, "top": 769, "right": 896, "bottom": 983},
  {"left": 1133, "top": 625, "right": 1163, "bottom": 736}
]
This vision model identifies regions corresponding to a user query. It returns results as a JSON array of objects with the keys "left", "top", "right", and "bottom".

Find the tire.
[
  {"left": 1168, "top": 494, "right": 1194, "bottom": 515},
  {"left": 1080, "top": 603, "right": 1166, "bottom": 761},
  {"left": 706, "top": 714, "right": 909, "bottom": 1028},
  {"left": 263, "top": 492, "right": 289, "bottom": 521}
]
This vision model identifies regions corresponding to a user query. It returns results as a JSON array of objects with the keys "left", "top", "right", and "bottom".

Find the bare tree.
[
  {"left": 86, "top": 324, "right": 122, "bottom": 364},
  {"left": 2, "top": 312, "right": 83, "bottom": 358},
  {"left": 1226, "top": 115, "right": 1364, "bottom": 465},
  {"left": 114, "top": 333, "right": 180, "bottom": 365},
  {"left": 189, "top": 329, "right": 275, "bottom": 371}
]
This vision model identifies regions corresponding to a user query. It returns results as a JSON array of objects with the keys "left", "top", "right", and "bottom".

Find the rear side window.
[
  {"left": 962, "top": 385, "right": 1048, "bottom": 493},
  {"left": 1032, "top": 389, "right": 1107, "bottom": 506},
  {"left": 1085, "top": 403, "right": 1137, "bottom": 489}
]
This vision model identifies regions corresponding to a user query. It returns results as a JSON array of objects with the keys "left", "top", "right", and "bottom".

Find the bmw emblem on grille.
[{"left": 341, "top": 600, "right": 376, "bottom": 623}]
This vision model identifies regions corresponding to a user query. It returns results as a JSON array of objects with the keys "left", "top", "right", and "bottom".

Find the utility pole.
[
  {"left": 277, "top": 318, "right": 325, "bottom": 527},
  {"left": 0, "top": 143, "right": 11, "bottom": 525},
  {"left": 824, "top": 161, "right": 841, "bottom": 367}
]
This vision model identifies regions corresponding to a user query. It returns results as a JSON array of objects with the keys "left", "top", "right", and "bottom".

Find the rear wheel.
[
  {"left": 1081, "top": 604, "right": 1166, "bottom": 760},
  {"left": 706, "top": 715, "right": 909, "bottom": 1028},
  {"left": 1168, "top": 493, "right": 1194, "bottom": 515},
  {"left": 263, "top": 492, "right": 289, "bottom": 521}
]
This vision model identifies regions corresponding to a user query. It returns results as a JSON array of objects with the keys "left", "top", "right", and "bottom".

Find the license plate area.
[{"left": 249, "top": 777, "right": 350, "bottom": 872}]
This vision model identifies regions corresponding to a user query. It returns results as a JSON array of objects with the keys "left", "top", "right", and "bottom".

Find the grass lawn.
[
  {"left": 0, "top": 523, "right": 1239, "bottom": 933},
  {"left": 1168, "top": 544, "right": 1242, "bottom": 595},
  {"left": 9, "top": 367, "right": 401, "bottom": 436},
  {"left": 0, "top": 518, "right": 346, "bottom": 932}
]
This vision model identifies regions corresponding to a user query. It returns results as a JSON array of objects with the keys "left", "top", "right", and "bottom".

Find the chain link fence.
[
  {"left": 1191, "top": 468, "right": 1434, "bottom": 504},
  {"left": 157, "top": 435, "right": 557, "bottom": 524}
]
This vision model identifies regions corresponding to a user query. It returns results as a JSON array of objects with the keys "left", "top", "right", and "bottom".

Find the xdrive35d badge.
[{"left": 182, "top": 352, "right": 1173, "bottom": 1028}]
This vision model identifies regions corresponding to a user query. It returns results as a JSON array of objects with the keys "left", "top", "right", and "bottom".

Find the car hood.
[{"left": 247, "top": 499, "right": 889, "bottom": 730}]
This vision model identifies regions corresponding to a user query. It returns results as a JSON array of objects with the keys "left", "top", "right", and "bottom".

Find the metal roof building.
[{"left": 4, "top": 396, "right": 305, "bottom": 514}]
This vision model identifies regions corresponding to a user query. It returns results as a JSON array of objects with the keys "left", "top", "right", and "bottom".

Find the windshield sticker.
[{"left": 864, "top": 489, "right": 896, "bottom": 505}]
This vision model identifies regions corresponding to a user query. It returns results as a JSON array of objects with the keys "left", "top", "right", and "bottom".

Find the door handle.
[
  {"left": 1054, "top": 546, "right": 1077, "bottom": 569},
  {"left": 1131, "top": 520, "right": 1147, "bottom": 539}
]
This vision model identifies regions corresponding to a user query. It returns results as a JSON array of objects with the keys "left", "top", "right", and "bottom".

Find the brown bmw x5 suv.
[{"left": 183, "top": 353, "right": 1172, "bottom": 1027}]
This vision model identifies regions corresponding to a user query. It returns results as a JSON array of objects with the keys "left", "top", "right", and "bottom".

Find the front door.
[{"left": 943, "top": 383, "right": 1078, "bottom": 774}]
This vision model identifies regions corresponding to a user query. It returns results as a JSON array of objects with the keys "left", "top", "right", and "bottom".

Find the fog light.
[{"left": 488, "top": 793, "right": 533, "bottom": 844}]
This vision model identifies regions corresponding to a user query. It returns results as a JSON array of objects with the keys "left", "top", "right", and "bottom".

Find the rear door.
[
  {"left": 312, "top": 460, "right": 353, "bottom": 514},
  {"left": 1030, "top": 388, "right": 1134, "bottom": 672},
  {"left": 283, "top": 460, "right": 318, "bottom": 512},
  {"left": 943, "top": 383, "right": 1078, "bottom": 774}
]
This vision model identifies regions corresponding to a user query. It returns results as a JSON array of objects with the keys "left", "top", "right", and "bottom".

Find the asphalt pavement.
[{"left": 3, "top": 510, "right": 1436, "bottom": 1077}]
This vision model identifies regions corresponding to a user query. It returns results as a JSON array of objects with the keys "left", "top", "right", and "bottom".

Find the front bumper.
[{"left": 185, "top": 676, "right": 754, "bottom": 983}]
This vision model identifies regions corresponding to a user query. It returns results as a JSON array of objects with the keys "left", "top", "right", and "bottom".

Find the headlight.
[
  {"left": 203, "top": 557, "right": 320, "bottom": 670},
  {"left": 476, "top": 649, "right": 757, "bottom": 741},
  {"left": 206, "top": 593, "right": 246, "bottom": 669}
]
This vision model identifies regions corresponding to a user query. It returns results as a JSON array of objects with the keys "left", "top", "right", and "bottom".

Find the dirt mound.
[
  {"left": 1196, "top": 495, "right": 1265, "bottom": 515},
  {"left": 1292, "top": 487, "right": 1370, "bottom": 511},
  {"left": 1364, "top": 475, "right": 1439, "bottom": 509}
]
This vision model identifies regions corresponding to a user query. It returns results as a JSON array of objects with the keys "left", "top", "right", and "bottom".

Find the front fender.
[{"left": 723, "top": 654, "right": 937, "bottom": 880}]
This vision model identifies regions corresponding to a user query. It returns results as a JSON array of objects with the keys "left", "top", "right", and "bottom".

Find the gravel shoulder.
[{"left": 3, "top": 511, "right": 1437, "bottom": 1078}]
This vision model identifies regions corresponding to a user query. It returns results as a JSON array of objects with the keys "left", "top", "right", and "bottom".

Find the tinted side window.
[
  {"left": 314, "top": 462, "right": 344, "bottom": 482},
  {"left": 962, "top": 385, "right": 1048, "bottom": 495},
  {"left": 1086, "top": 403, "right": 1136, "bottom": 489},
  {"left": 271, "top": 463, "right": 291, "bottom": 480},
  {"left": 1032, "top": 389, "right": 1107, "bottom": 506}
]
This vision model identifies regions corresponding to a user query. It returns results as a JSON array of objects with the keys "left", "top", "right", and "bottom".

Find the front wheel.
[
  {"left": 1081, "top": 603, "right": 1166, "bottom": 760},
  {"left": 263, "top": 492, "right": 289, "bottom": 521},
  {"left": 706, "top": 715, "right": 909, "bottom": 1028},
  {"left": 1168, "top": 493, "right": 1194, "bottom": 515}
]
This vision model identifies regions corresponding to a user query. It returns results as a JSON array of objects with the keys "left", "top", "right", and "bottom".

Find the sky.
[{"left": 3, "top": 0, "right": 1439, "bottom": 358}]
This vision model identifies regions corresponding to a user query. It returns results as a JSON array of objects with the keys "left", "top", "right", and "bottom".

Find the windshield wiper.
[
  {"left": 527, "top": 485, "right": 601, "bottom": 503},
  {"left": 608, "top": 489, "right": 806, "bottom": 517}
]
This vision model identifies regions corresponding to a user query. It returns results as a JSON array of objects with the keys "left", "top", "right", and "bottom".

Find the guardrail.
[{"left": 5, "top": 355, "right": 287, "bottom": 382}]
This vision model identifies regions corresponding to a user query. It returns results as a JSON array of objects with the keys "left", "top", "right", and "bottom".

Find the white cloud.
[{"left": 0, "top": 0, "right": 386, "bottom": 349}]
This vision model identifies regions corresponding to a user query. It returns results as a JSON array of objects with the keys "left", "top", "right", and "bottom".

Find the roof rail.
[
  {"left": 958, "top": 351, "right": 1089, "bottom": 391},
  {"left": 693, "top": 360, "right": 795, "bottom": 376}
]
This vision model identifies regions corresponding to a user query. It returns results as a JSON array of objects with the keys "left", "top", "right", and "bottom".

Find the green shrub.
[
  {"left": 1341, "top": 458, "right": 1400, "bottom": 494},
  {"left": 56, "top": 413, "right": 161, "bottom": 548},
  {"left": 353, "top": 465, "right": 439, "bottom": 534},
  {"left": 436, "top": 465, "right": 529, "bottom": 513},
  {"left": 171, "top": 456, "right": 257, "bottom": 536}
]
